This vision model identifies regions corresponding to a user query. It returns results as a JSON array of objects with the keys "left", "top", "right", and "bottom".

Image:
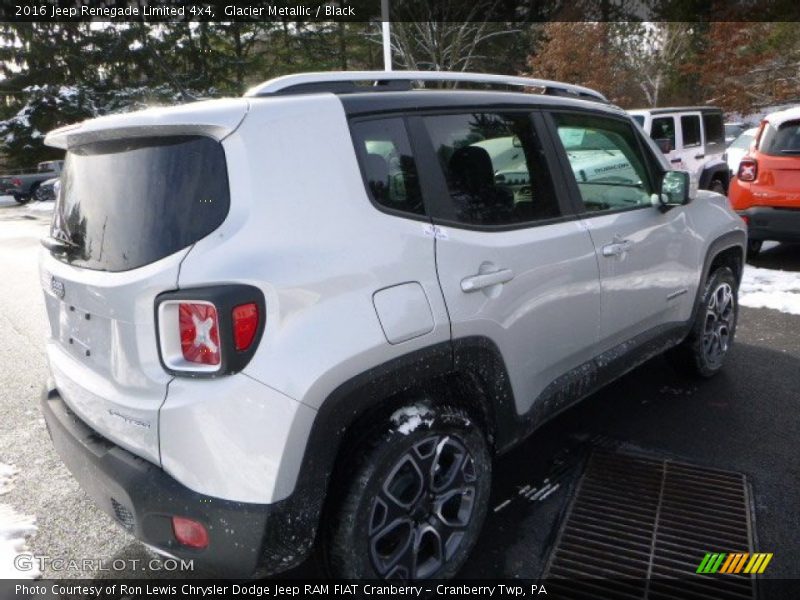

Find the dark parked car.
[{"left": 0, "top": 160, "right": 63, "bottom": 203}]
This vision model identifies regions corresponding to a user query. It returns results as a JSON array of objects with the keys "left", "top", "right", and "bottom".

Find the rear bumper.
[
  {"left": 738, "top": 207, "right": 800, "bottom": 242},
  {"left": 41, "top": 387, "right": 314, "bottom": 577}
]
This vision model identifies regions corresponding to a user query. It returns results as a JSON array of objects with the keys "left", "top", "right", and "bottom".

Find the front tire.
[
  {"left": 668, "top": 266, "right": 738, "bottom": 378},
  {"left": 326, "top": 404, "right": 491, "bottom": 580}
]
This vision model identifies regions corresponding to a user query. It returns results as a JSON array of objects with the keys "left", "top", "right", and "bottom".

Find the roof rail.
[{"left": 244, "top": 71, "right": 608, "bottom": 103}]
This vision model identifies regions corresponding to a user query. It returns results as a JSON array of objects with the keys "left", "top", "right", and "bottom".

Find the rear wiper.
[{"left": 41, "top": 234, "right": 79, "bottom": 254}]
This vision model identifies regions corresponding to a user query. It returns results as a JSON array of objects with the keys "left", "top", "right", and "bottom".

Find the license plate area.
[{"left": 58, "top": 302, "right": 107, "bottom": 363}]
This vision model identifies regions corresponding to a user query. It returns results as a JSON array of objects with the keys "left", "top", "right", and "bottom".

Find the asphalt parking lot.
[{"left": 0, "top": 199, "right": 798, "bottom": 583}]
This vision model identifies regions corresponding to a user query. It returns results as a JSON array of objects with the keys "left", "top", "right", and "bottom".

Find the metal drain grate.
[{"left": 544, "top": 450, "right": 755, "bottom": 600}]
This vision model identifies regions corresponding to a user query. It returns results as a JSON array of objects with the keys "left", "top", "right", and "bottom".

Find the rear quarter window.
[{"left": 702, "top": 112, "right": 725, "bottom": 150}]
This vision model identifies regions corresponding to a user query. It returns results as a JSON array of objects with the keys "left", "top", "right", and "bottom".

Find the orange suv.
[{"left": 729, "top": 107, "right": 800, "bottom": 255}]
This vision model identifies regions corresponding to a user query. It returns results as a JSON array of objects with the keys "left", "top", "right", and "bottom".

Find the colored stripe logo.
[{"left": 697, "top": 552, "right": 773, "bottom": 574}]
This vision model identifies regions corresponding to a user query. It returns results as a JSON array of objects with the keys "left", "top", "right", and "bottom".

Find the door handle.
[
  {"left": 602, "top": 239, "right": 633, "bottom": 257},
  {"left": 694, "top": 154, "right": 705, "bottom": 159},
  {"left": 461, "top": 268, "right": 514, "bottom": 292},
  {"left": 670, "top": 158, "right": 682, "bottom": 164}
]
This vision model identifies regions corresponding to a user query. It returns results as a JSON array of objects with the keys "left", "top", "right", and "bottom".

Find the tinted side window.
[
  {"left": 55, "top": 136, "right": 229, "bottom": 272},
  {"left": 423, "top": 112, "right": 560, "bottom": 226},
  {"left": 681, "top": 115, "right": 702, "bottom": 147},
  {"left": 703, "top": 112, "right": 725, "bottom": 148},
  {"left": 350, "top": 118, "right": 425, "bottom": 216},
  {"left": 552, "top": 112, "right": 655, "bottom": 213},
  {"left": 651, "top": 117, "right": 676, "bottom": 151}
]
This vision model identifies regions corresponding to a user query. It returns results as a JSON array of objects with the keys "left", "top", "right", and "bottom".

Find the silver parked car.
[{"left": 39, "top": 71, "right": 746, "bottom": 580}]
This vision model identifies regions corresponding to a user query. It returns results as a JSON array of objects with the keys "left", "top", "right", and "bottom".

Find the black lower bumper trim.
[
  {"left": 40, "top": 387, "right": 313, "bottom": 577},
  {"left": 739, "top": 206, "right": 800, "bottom": 242}
]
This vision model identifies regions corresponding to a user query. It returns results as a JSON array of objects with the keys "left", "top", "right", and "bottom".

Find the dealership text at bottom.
[{"left": 15, "top": 584, "right": 549, "bottom": 597}]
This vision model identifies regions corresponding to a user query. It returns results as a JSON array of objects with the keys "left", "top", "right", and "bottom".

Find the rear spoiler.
[{"left": 45, "top": 99, "right": 250, "bottom": 149}]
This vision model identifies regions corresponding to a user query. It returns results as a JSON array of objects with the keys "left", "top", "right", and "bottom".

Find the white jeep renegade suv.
[{"left": 39, "top": 71, "right": 746, "bottom": 580}]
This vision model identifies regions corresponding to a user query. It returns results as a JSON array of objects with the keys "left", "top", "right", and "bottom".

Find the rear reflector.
[
  {"left": 232, "top": 303, "right": 259, "bottom": 352},
  {"left": 738, "top": 158, "right": 758, "bottom": 182},
  {"left": 172, "top": 517, "right": 209, "bottom": 549},
  {"left": 179, "top": 303, "right": 220, "bottom": 366}
]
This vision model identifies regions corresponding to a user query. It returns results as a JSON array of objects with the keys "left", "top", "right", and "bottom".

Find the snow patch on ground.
[
  {"left": 0, "top": 463, "right": 39, "bottom": 578},
  {"left": 391, "top": 404, "right": 434, "bottom": 435},
  {"left": 0, "top": 195, "right": 17, "bottom": 208},
  {"left": 27, "top": 201, "right": 54, "bottom": 213},
  {"left": 740, "top": 266, "right": 800, "bottom": 316}
]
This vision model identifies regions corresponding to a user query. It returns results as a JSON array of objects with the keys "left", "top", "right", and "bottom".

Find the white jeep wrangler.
[
  {"left": 39, "top": 71, "right": 746, "bottom": 580},
  {"left": 629, "top": 107, "right": 730, "bottom": 195}
]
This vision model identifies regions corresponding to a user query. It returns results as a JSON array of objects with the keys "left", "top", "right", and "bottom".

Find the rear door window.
[
  {"left": 422, "top": 112, "right": 560, "bottom": 227},
  {"left": 53, "top": 136, "right": 229, "bottom": 272}
]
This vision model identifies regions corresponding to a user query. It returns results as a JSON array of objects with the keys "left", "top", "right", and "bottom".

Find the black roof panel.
[{"left": 338, "top": 90, "right": 628, "bottom": 118}]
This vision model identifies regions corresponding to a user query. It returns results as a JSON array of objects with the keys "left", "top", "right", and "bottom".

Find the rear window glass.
[
  {"left": 52, "top": 136, "right": 229, "bottom": 272},
  {"left": 758, "top": 120, "right": 800, "bottom": 155}
]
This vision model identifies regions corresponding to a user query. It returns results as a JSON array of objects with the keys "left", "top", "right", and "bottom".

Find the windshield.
[
  {"left": 51, "top": 136, "right": 229, "bottom": 272},
  {"left": 730, "top": 130, "right": 756, "bottom": 150}
]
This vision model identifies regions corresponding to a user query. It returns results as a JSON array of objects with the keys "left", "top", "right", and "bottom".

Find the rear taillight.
[
  {"left": 157, "top": 285, "right": 266, "bottom": 377},
  {"left": 179, "top": 302, "right": 220, "bottom": 365},
  {"left": 740, "top": 215, "right": 749, "bottom": 226},
  {"left": 11, "top": 178, "right": 22, "bottom": 187},
  {"left": 232, "top": 303, "right": 259, "bottom": 352},
  {"left": 738, "top": 158, "right": 758, "bottom": 182}
]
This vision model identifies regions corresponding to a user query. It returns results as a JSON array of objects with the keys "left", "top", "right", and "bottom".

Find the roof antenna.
[
  {"left": 381, "top": 0, "right": 392, "bottom": 71},
  {"left": 146, "top": 44, "right": 197, "bottom": 103}
]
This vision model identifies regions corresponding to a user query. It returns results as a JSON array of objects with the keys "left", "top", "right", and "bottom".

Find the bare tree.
[
  {"left": 371, "top": 0, "right": 515, "bottom": 75},
  {"left": 615, "top": 22, "right": 692, "bottom": 107}
]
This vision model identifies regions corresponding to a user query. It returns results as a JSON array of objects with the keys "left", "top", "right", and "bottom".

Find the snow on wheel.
[{"left": 326, "top": 403, "right": 491, "bottom": 580}]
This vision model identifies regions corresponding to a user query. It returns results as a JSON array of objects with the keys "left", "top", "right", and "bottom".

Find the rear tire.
[
  {"left": 13, "top": 194, "right": 29, "bottom": 205},
  {"left": 668, "top": 267, "right": 738, "bottom": 378},
  {"left": 326, "top": 403, "right": 491, "bottom": 580},
  {"left": 747, "top": 239, "right": 763, "bottom": 257}
]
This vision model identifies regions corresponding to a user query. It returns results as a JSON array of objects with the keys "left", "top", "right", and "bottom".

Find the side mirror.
[
  {"left": 654, "top": 138, "right": 673, "bottom": 154},
  {"left": 657, "top": 170, "right": 691, "bottom": 208}
]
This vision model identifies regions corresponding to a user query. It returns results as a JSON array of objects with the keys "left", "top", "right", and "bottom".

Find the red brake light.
[
  {"left": 11, "top": 178, "right": 22, "bottom": 187},
  {"left": 740, "top": 215, "right": 749, "bottom": 226},
  {"left": 232, "top": 302, "right": 259, "bottom": 352},
  {"left": 178, "top": 302, "right": 220, "bottom": 365},
  {"left": 738, "top": 158, "right": 758, "bottom": 182},
  {"left": 172, "top": 516, "right": 209, "bottom": 549}
]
